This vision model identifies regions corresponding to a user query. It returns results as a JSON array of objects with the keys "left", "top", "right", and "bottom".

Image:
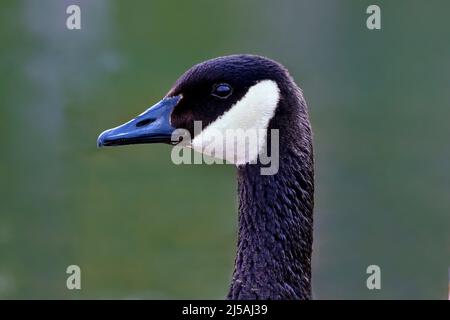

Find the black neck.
[{"left": 227, "top": 136, "right": 314, "bottom": 300}]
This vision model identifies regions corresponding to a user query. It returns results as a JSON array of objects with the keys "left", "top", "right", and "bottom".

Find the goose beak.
[{"left": 97, "top": 95, "right": 181, "bottom": 147}]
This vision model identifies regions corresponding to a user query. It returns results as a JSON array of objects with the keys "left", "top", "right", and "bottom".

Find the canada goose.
[{"left": 97, "top": 54, "right": 314, "bottom": 300}]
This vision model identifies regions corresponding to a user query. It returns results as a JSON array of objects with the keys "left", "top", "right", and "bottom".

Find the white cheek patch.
[{"left": 191, "top": 80, "right": 280, "bottom": 165}]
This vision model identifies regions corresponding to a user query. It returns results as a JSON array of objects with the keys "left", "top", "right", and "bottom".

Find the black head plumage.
[{"left": 168, "top": 54, "right": 301, "bottom": 136}]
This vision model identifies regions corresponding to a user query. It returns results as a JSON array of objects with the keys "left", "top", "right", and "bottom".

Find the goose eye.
[{"left": 212, "top": 83, "right": 232, "bottom": 99}]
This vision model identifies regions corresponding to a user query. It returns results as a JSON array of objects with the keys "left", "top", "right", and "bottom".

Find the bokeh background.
[{"left": 1, "top": 0, "right": 449, "bottom": 299}]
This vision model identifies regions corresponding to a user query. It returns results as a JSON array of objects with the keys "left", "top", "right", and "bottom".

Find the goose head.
[{"left": 97, "top": 54, "right": 308, "bottom": 168}]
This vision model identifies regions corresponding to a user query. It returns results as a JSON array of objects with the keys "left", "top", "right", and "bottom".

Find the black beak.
[{"left": 97, "top": 95, "right": 181, "bottom": 147}]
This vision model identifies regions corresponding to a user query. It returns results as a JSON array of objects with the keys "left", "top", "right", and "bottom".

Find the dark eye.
[{"left": 211, "top": 83, "right": 232, "bottom": 99}]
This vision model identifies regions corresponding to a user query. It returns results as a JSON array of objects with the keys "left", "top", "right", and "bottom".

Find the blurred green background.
[{"left": 0, "top": 0, "right": 449, "bottom": 299}]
